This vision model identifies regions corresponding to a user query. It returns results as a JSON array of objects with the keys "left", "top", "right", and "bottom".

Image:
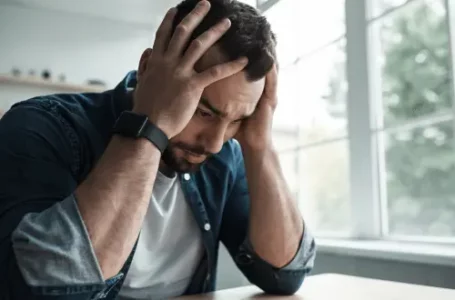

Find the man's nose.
[{"left": 201, "top": 125, "right": 227, "bottom": 155}]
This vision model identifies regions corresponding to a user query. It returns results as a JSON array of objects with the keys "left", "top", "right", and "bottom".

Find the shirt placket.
[{"left": 179, "top": 173, "right": 215, "bottom": 292}]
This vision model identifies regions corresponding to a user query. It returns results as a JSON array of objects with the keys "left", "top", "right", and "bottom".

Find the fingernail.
[
  {"left": 198, "top": 0, "right": 210, "bottom": 8},
  {"left": 222, "top": 18, "right": 231, "bottom": 29},
  {"left": 239, "top": 57, "right": 248, "bottom": 64}
]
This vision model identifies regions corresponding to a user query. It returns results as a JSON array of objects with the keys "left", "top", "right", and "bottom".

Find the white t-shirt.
[{"left": 118, "top": 171, "right": 204, "bottom": 300}]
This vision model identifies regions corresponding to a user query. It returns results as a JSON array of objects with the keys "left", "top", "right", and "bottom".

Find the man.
[{"left": 0, "top": 0, "right": 316, "bottom": 299}]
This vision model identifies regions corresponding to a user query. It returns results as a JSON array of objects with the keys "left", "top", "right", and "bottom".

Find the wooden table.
[{"left": 177, "top": 273, "right": 455, "bottom": 299}]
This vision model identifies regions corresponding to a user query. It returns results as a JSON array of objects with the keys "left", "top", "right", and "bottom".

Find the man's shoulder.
[
  {"left": 1, "top": 91, "right": 116, "bottom": 176},
  {"left": 7, "top": 90, "right": 118, "bottom": 136},
  {"left": 3, "top": 93, "right": 85, "bottom": 133},
  {"left": 9, "top": 91, "right": 109, "bottom": 119}
]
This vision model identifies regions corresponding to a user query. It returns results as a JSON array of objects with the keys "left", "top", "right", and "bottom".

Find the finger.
[
  {"left": 152, "top": 7, "right": 178, "bottom": 54},
  {"left": 264, "top": 64, "right": 279, "bottom": 107},
  {"left": 196, "top": 57, "right": 248, "bottom": 86},
  {"left": 265, "top": 64, "right": 278, "bottom": 96},
  {"left": 180, "top": 18, "right": 231, "bottom": 69},
  {"left": 167, "top": 0, "right": 211, "bottom": 57}
]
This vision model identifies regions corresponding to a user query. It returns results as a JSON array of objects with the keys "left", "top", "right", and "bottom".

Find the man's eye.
[{"left": 197, "top": 109, "right": 212, "bottom": 118}]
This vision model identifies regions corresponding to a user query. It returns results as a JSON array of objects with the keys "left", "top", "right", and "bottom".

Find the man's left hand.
[{"left": 235, "top": 64, "right": 278, "bottom": 152}]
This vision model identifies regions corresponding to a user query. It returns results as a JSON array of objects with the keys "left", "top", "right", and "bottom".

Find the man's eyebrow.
[
  {"left": 200, "top": 97, "right": 253, "bottom": 121},
  {"left": 200, "top": 98, "right": 227, "bottom": 118}
]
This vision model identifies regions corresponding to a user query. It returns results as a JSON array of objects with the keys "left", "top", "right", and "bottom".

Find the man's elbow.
[{"left": 254, "top": 268, "right": 309, "bottom": 295}]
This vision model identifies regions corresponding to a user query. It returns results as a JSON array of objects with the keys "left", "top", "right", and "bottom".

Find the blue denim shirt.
[{"left": 0, "top": 71, "right": 316, "bottom": 300}]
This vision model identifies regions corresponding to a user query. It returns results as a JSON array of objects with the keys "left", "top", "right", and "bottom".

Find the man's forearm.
[
  {"left": 75, "top": 135, "right": 160, "bottom": 279},
  {"left": 243, "top": 145, "right": 303, "bottom": 268}
]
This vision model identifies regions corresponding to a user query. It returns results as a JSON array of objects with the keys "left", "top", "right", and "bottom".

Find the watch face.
[{"left": 116, "top": 111, "right": 148, "bottom": 137}]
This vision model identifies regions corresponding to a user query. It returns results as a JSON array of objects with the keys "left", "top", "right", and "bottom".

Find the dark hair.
[{"left": 173, "top": 0, "right": 276, "bottom": 81}]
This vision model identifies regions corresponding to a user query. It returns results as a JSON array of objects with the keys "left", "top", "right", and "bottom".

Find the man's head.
[{"left": 148, "top": 0, "right": 276, "bottom": 173}]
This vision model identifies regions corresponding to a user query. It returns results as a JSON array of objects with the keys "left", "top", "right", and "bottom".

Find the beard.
[{"left": 161, "top": 141, "right": 211, "bottom": 173}]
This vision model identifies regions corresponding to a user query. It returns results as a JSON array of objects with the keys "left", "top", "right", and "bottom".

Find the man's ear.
[{"left": 137, "top": 48, "right": 153, "bottom": 82}]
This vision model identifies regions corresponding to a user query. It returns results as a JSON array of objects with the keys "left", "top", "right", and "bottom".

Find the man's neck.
[{"left": 159, "top": 160, "right": 176, "bottom": 178}]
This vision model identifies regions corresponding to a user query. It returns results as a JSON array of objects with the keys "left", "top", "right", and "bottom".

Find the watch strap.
[
  {"left": 139, "top": 118, "right": 169, "bottom": 153},
  {"left": 113, "top": 111, "right": 169, "bottom": 153}
]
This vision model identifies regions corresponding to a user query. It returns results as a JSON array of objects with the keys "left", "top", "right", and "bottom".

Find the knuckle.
[
  {"left": 176, "top": 24, "right": 189, "bottom": 35},
  {"left": 190, "top": 39, "right": 204, "bottom": 51},
  {"left": 209, "top": 66, "right": 222, "bottom": 78},
  {"left": 191, "top": 9, "right": 203, "bottom": 18}
]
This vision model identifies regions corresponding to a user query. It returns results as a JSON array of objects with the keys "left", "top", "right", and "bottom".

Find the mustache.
[{"left": 173, "top": 142, "right": 211, "bottom": 156}]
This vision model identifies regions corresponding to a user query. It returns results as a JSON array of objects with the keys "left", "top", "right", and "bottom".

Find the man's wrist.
[
  {"left": 112, "top": 134, "right": 162, "bottom": 156},
  {"left": 241, "top": 140, "right": 274, "bottom": 158},
  {"left": 113, "top": 111, "right": 169, "bottom": 153}
]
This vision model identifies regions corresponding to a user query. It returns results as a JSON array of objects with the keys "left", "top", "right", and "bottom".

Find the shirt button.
[
  {"left": 183, "top": 173, "right": 190, "bottom": 181},
  {"left": 236, "top": 252, "right": 253, "bottom": 265},
  {"left": 204, "top": 223, "right": 211, "bottom": 231}
]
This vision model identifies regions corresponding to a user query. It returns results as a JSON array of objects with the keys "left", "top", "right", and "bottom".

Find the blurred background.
[{"left": 1, "top": 0, "right": 454, "bottom": 291}]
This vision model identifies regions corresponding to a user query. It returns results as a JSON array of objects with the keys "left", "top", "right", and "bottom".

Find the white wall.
[
  {"left": 216, "top": 245, "right": 249, "bottom": 289},
  {"left": 0, "top": 4, "right": 153, "bottom": 90},
  {"left": 0, "top": 84, "right": 68, "bottom": 112}
]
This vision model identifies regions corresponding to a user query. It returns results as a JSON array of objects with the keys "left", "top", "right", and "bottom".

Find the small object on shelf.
[
  {"left": 28, "top": 69, "right": 37, "bottom": 78},
  {"left": 11, "top": 68, "right": 21, "bottom": 77},
  {"left": 86, "top": 79, "right": 106, "bottom": 87},
  {"left": 0, "top": 74, "right": 106, "bottom": 93},
  {"left": 41, "top": 69, "right": 51, "bottom": 80}
]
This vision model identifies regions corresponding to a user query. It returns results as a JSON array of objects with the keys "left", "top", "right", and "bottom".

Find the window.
[
  {"left": 266, "top": 0, "right": 350, "bottom": 236},
  {"left": 297, "top": 141, "right": 351, "bottom": 233},
  {"left": 238, "top": 0, "right": 257, "bottom": 7},
  {"left": 371, "top": 0, "right": 455, "bottom": 239},
  {"left": 380, "top": 120, "right": 455, "bottom": 237},
  {"left": 376, "top": 0, "right": 450, "bottom": 127},
  {"left": 265, "top": 0, "right": 455, "bottom": 242},
  {"left": 257, "top": 0, "right": 272, "bottom": 7},
  {"left": 372, "top": 0, "right": 414, "bottom": 18}
]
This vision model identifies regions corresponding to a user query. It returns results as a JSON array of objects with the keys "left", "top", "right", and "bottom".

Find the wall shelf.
[{"left": 0, "top": 74, "right": 106, "bottom": 93}]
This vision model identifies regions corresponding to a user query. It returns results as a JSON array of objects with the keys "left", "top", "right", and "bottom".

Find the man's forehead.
[{"left": 201, "top": 76, "right": 264, "bottom": 120}]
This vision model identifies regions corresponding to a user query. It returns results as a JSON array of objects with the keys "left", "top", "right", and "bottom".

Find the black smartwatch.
[{"left": 112, "top": 111, "right": 169, "bottom": 153}]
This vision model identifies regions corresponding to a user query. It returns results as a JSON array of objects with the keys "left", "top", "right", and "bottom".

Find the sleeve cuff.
[
  {"left": 242, "top": 222, "right": 316, "bottom": 271},
  {"left": 280, "top": 224, "right": 316, "bottom": 271},
  {"left": 11, "top": 194, "right": 105, "bottom": 287}
]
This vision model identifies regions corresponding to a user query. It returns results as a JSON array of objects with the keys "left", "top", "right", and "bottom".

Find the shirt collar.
[{"left": 112, "top": 70, "right": 137, "bottom": 118}]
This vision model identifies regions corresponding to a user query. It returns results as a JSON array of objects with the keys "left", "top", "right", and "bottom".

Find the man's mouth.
[
  {"left": 180, "top": 146, "right": 205, "bottom": 156},
  {"left": 182, "top": 149, "right": 206, "bottom": 163}
]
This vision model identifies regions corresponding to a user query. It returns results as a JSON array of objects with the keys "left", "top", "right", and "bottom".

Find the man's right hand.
[{"left": 133, "top": 0, "right": 248, "bottom": 139}]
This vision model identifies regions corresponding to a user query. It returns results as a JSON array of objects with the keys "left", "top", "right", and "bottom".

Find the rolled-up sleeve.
[
  {"left": 0, "top": 102, "right": 119, "bottom": 299},
  {"left": 12, "top": 195, "right": 105, "bottom": 287},
  {"left": 242, "top": 223, "right": 316, "bottom": 271},
  {"left": 219, "top": 141, "right": 316, "bottom": 295}
]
